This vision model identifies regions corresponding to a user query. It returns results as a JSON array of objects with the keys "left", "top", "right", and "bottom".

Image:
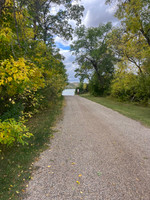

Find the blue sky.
[
  {"left": 56, "top": 42, "right": 70, "bottom": 51},
  {"left": 55, "top": 0, "right": 118, "bottom": 82}
]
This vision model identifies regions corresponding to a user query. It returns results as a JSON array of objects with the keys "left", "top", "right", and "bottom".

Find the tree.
[
  {"left": 105, "top": 0, "right": 150, "bottom": 103},
  {"left": 110, "top": 64, "right": 150, "bottom": 103},
  {"left": 71, "top": 23, "right": 115, "bottom": 95},
  {"left": 74, "top": 64, "right": 92, "bottom": 83},
  {"left": 0, "top": 0, "right": 84, "bottom": 57},
  {"left": 19, "top": 0, "right": 84, "bottom": 43},
  {"left": 0, "top": 0, "right": 72, "bottom": 147},
  {"left": 107, "top": 27, "right": 150, "bottom": 74},
  {"left": 106, "top": 0, "right": 150, "bottom": 46}
]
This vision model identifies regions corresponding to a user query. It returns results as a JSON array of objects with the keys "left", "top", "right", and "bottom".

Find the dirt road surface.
[{"left": 23, "top": 96, "right": 150, "bottom": 200}]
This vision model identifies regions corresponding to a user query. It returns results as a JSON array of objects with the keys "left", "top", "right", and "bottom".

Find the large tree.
[
  {"left": 105, "top": 0, "right": 150, "bottom": 102},
  {"left": 18, "top": 0, "right": 84, "bottom": 43},
  {"left": 0, "top": 0, "right": 71, "bottom": 145},
  {"left": 71, "top": 23, "right": 115, "bottom": 95},
  {"left": 105, "top": 0, "right": 150, "bottom": 77}
]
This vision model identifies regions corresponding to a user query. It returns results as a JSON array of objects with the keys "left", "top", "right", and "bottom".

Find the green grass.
[
  {"left": 0, "top": 97, "right": 64, "bottom": 200},
  {"left": 81, "top": 94, "right": 150, "bottom": 127}
]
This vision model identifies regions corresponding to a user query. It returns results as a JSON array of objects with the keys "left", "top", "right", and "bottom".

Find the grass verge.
[
  {"left": 81, "top": 94, "right": 150, "bottom": 127},
  {"left": 0, "top": 97, "right": 64, "bottom": 200}
]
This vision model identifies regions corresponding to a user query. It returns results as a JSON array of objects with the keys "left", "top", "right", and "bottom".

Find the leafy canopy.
[{"left": 71, "top": 23, "right": 115, "bottom": 95}]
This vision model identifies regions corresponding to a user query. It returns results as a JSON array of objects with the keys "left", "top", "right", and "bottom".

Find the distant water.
[{"left": 62, "top": 89, "right": 75, "bottom": 96}]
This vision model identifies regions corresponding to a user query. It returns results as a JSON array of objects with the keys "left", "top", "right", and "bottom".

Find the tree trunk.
[
  {"left": 93, "top": 63, "right": 104, "bottom": 86},
  {"left": 43, "top": 28, "right": 47, "bottom": 43},
  {"left": 86, "top": 57, "right": 104, "bottom": 86},
  {"left": 33, "top": 19, "right": 37, "bottom": 40},
  {"left": 140, "top": 28, "right": 150, "bottom": 47}
]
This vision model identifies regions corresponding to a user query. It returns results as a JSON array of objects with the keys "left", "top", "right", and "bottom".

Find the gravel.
[{"left": 23, "top": 96, "right": 150, "bottom": 200}]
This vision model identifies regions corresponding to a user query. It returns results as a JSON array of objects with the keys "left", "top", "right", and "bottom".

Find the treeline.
[
  {"left": 0, "top": 0, "right": 83, "bottom": 147},
  {"left": 72, "top": 0, "right": 150, "bottom": 104}
]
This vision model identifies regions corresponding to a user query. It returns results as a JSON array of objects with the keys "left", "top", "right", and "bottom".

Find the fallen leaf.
[{"left": 76, "top": 181, "right": 80, "bottom": 184}]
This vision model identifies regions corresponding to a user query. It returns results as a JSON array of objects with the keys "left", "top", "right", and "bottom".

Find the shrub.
[
  {"left": 89, "top": 73, "right": 112, "bottom": 96},
  {"left": 111, "top": 71, "right": 150, "bottom": 103},
  {"left": 76, "top": 82, "right": 88, "bottom": 94},
  {"left": 0, "top": 119, "right": 32, "bottom": 146}
]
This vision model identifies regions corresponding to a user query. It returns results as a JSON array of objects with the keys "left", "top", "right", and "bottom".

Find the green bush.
[
  {"left": 0, "top": 119, "right": 32, "bottom": 146},
  {"left": 111, "top": 72, "right": 150, "bottom": 103},
  {"left": 89, "top": 73, "right": 112, "bottom": 96},
  {"left": 76, "top": 82, "right": 88, "bottom": 94},
  {"left": 0, "top": 102, "right": 24, "bottom": 121}
]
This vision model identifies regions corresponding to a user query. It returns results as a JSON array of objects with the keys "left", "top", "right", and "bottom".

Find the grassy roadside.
[
  {"left": 80, "top": 94, "right": 150, "bottom": 127},
  {"left": 0, "top": 97, "right": 64, "bottom": 200}
]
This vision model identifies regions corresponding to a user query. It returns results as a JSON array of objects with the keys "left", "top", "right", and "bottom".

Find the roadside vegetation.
[
  {"left": 0, "top": 97, "right": 64, "bottom": 200},
  {"left": 72, "top": 0, "right": 150, "bottom": 105},
  {"left": 0, "top": 0, "right": 83, "bottom": 149},
  {"left": 81, "top": 94, "right": 150, "bottom": 127},
  {"left": 0, "top": 0, "right": 83, "bottom": 199},
  {"left": 0, "top": 0, "right": 149, "bottom": 198}
]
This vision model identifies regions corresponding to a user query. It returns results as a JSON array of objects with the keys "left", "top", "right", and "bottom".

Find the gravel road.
[{"left": 23, "top": 96, "right": 150, "bottom": 200}]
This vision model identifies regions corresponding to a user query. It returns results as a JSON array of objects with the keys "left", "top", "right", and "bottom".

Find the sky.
[{"left": 55, "top": 0, "right": 118, "bottom": 82}]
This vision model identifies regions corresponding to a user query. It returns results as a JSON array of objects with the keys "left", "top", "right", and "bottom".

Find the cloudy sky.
[{"left": 55, "top": 0, "right": 118, "bottom": 82}]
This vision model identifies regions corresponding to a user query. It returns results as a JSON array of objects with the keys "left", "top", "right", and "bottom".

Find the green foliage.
[
  {"left": 0, "top": 97, "right": 63, "bottom": 200},
  {"left": 111, "top": 71, "right": 137, "bottom": 101},
  {"left": 0, "top": 0, "right": 80, "bottom": 148},
  {"left": 76, "top": 82, "right": 88, "bottom": 94},
  {"left": 106, "top": 0, "right": 150, "bottom": 46},
  {"left": 107, "top": 27, "right": 150, "bottom": 74},
  {"left": 19, "top": 0, "right": 84, "bottom": 42},
  {"left": 135, "top": 75, "right": 150, "bottom": 103},
  {"left": 1, "top": 102, "right": 24, "bottom": 121},
  {"left": 71, "top": 23, "right": 115, "bottom": 96},
  {"left": 0, "top": 118, "right": 32, "bottom": 146},
  {"left": 0, "top": 57, "right": 45, "bottom": 97},
  {"left": 0, "top": 27, "right": 15, "bottom": 60},
  {"left": 106, "top": 0, "right": 150, "bottom": 103},
  {"left": 111, "top": 70, "right": 150, "bottom": 103},
  {"left": 89, "top": 72, "right": 112, "bottom": 96}
]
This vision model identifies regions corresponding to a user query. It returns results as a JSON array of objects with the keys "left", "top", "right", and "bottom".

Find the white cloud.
[
  {"left": 59, "top": 49, "right": 79, "bottom": 82},
  {"left": 55, "top": 36, "right": 71, "bottom": 47},
  {"left": 81, "top": 0, "right": 118, "bottom": 27},
  {"left": 50, "top": 3, "right": 65, "bottom": 15}
]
